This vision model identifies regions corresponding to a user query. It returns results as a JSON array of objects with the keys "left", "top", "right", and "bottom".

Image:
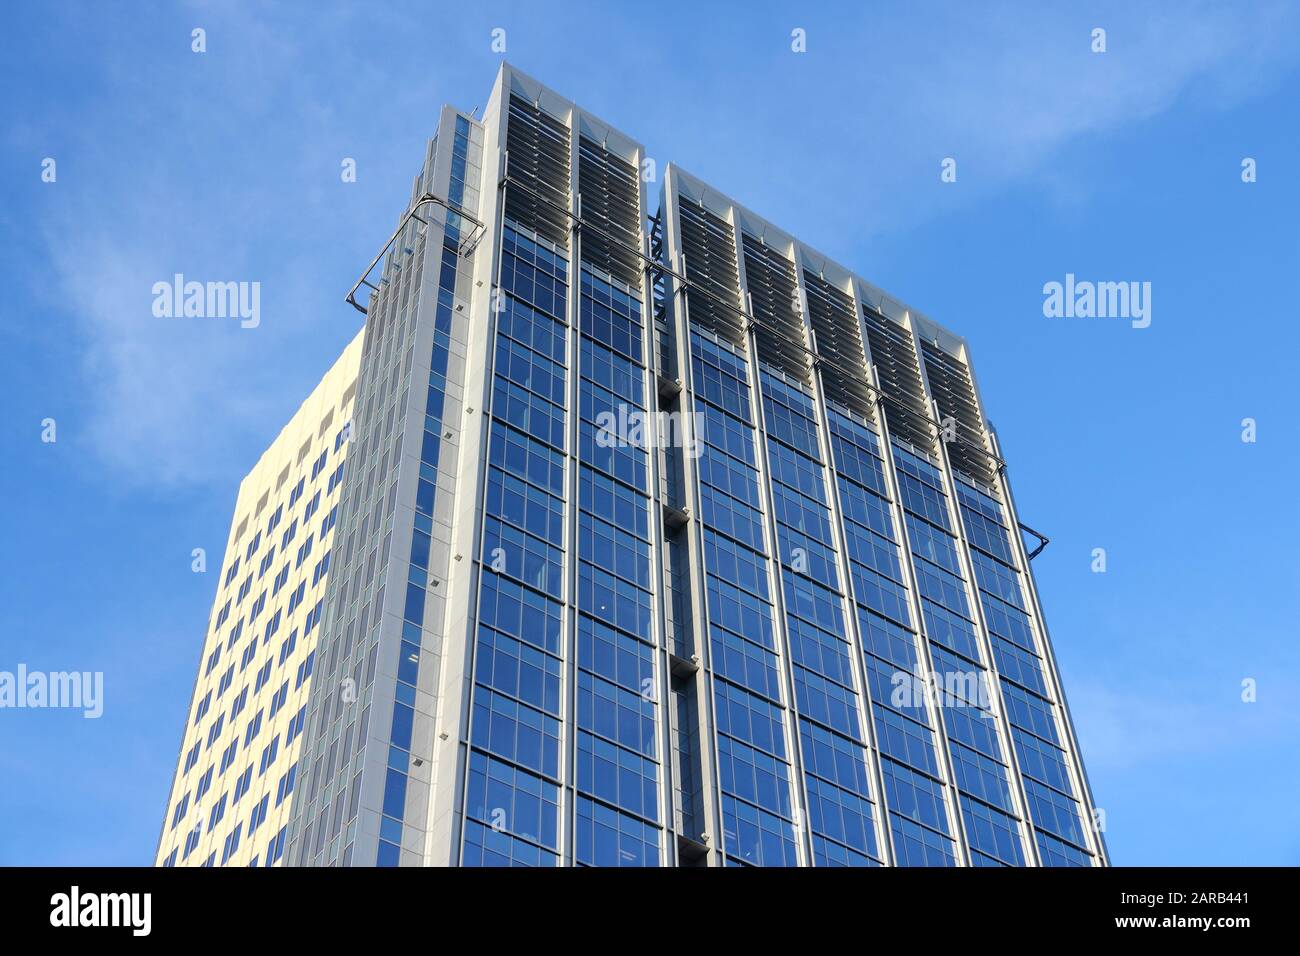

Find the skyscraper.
[
  {"left": 158, "top": 63, "right": 1106, "bottom": 868},
  {"left": 155, "top": 331, "right": 362, "bottom": 867}
]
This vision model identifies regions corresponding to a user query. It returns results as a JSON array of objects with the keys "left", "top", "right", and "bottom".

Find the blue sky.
[{"left": 2, "top": 1, "right": 1297, "bottom": 865}]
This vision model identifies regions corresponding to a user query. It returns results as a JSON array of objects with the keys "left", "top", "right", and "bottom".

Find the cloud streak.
[{"left": 32, "top": 1, "right": 1300, "bottom": 491}]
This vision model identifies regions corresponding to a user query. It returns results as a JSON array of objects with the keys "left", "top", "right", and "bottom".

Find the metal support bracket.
[
  {"left": 1019, "top": 521, "right": 1050, "bottom": 561},
  {"left": 345, "top": 192, "right": 487, "bottom": 315}
]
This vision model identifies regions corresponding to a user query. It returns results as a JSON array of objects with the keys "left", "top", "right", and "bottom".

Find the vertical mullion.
[
  {"left": 560, "top": 111, "right": 580, "bottom": 866},
  {"left": 796, "top": 257, "right": 896, "bottom": 866},
  {"left": 916, "top": 349, "right": 1041, "bottom": 867},
  {"left": 663, "top": 179, "right": 727, "bottom": 866},
  {"left": 733, "top": 226, "right": 813, "bottom": 868}
]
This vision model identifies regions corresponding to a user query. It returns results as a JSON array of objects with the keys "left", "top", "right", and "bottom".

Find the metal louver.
[
  {"left": 504, "top": 94, "right": 571, "bottom": 249},
  {"left": 742, "top": 234, "right": 810, "bottom": 386},
  {"left": 577, "top": 136, "right": 641, "bottom": 290},
  {"left": 677, "top": 198, "right": 745, "bottom": 348},
  {"left": 920, "top": 340, "right": 995, "bottom": 486},
  {"left": 862, "top": 308, "right": 936, "bottom": 454},
  {"left": 804, "top": 271, "right": 874, "bottom": 420}
]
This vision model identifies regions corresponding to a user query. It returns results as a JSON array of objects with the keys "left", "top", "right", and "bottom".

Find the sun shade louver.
[
  {"left": 505, "top": 94, "right": 571, "bottom": 249},
  {"left": 577, "top": 136, "right": 642, "bottom": 290},
  {"left": 862, "top": 307, "right": 936, "bottom": 454},
  {"left": 920, "top": 340, "right": 995, "bottom": 487},
  {"left": 804, "top": 270, "right": 874, "bottom": 420},
  {"left": 677, "top": 198, "right": 746, "bottom": 348},
  {"left": 742, "top": 234, "right": 810, "bottom": 386}
]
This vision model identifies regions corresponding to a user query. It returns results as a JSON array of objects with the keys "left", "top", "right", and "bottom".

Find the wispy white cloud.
[
  {"left": 1068, "top": 675, "right": 1300, "bottom": 771},
  {"left": 46, "top": 230, "right": 279, "bottom": 486},
  {"left": 33, "top": 1, "right": 1300, "bottom": 490},
  {"left": 632, "top": 1, "right": 1300, "bottom": 256},
  {"left": 35, "top": 4, "right": 449, "bottom": 489}
]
